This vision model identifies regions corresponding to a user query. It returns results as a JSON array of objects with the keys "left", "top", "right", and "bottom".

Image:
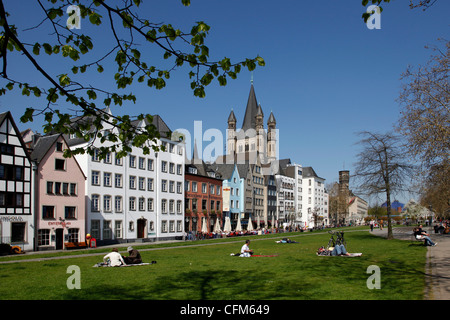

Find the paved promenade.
[{"left": 372, "top": 226, "right": 450, "bottom": 300}]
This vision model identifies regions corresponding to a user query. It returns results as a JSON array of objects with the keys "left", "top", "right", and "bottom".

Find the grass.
[{"left": 0, "top": 228, "right": 427, "bottom": 300}]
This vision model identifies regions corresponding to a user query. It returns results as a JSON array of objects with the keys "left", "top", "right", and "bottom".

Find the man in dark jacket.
[{"left": 123, "top": 246, "right": 142, "bottom": 264}]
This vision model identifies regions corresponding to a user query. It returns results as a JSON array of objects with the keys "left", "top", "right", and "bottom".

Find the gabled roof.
[
  {"left": 0, "top": 111, "right": 32, "bottom": 162},
  {"left": 30, "top": 134, "right": 60, "bottom": 163},
  {"left": 302, "top": 166, "right": 324, "bottom": 180}
]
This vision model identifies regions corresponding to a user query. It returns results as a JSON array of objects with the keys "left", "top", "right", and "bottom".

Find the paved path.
[{"left": 372, "top": 226, "right": 450, "bottom": 300}]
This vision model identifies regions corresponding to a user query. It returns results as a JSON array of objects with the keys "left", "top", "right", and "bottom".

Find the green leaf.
[{"left": 32, "top": 43, "right": 40, "bottom": 55}]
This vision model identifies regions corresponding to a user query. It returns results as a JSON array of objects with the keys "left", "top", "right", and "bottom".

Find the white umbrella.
[
  {"left": 236, "top": 215, "right": 242, "bottom": 232},
  {"left": 224, "top": 216, "right": 232, "bottom": 233},
  {"left": 214, "top": 218, "right": 221, "bottom": 232},
  {"left": 247, "top": 216, "right": 254, "bottom": 231},
  {"left": 202, "top": 217, "right": 208, "bottom": 233}
]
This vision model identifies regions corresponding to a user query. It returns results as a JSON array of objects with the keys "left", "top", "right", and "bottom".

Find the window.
[
  {"left": 91, "top": 220, "right": 100, "bottom": 239},
  {"left": 185, "top": 181, "right": 190, "bottom": 192},
  {"left": 147, "top": 159, "right": 154, "bottom": 171},
  {"left": 55, "top": 159, "right": 65, "bottom": 170},
  {"left": 169, "top": 200, "right": 175, "bottom": 213},
  {"left": 139, "top": 197, "right": 145, "bottom": 211},
  {"left": 54, "top": 182, "right": 61, "bottom": 195},
  {"left": 115, "top": 174, "right": 123, "bottom": 188},
  {"left": 115, "top": 221, "right": 123, "bottom": 239},
  {"left": 192, "top": 182, "right": 197, "bottom": 192},
  {"left": 169, "top": 180, "right": 175, "bottom": 193},
  {"left": 115, "top": 196, "right": 123, "bottom": 212},
  {"left": 38, "top": 229, "right": 50, "bottom": 246},
  {"left": 63, "top": 183, "right": 69, "bottom": 195},
  {"left": 139, "top": 177, "right": 145, "bottom": 190},
  {"left": 91, "top": 194, "right": 100, "bottom": 211},
  {"left": 104, "top": 172, "right": 112, "bottom": 187},
  {"left": 202, "top": 199, "right": 207, "bottom": 210},
  {"left": 129, "top": 197, "right": 136, "bottom": 211},
  {"left": 92, "top": 149, "right": 100, "bottom": 162},
  {"left": 70, "top": 183, "right": 77, "bottom": 195},
  {"left": 216, "top": 186, "right": 221, "bottom": 195},
  {"left": 129, "top": 155, "right": 136, "bottom": 168},
  {"left": 161, "top": 220, "right": 167, "bottom": 233},
  {"left": 103, "top": 195, "right": 112, "bottom": 212},
  {"left": 139, "top": 157, "right": 145, "bottom": 170},
  {"left": 147, "top": 178, "right": 154, "bottom": 191},
  {"left": 65, "top": 206, "right": 76, "bottom": 219},
  {"left": 42, "top": 206, "right": 55, "bottom": 219},
  {"left": 177, "top": 164, "right": 182, "bottom": 175},
  {"left": 103, "top": 220, "right": 112, "bottom": 240},
  {"left": 115, "top": 153, "right": 123, "bottom": 166},
  {"left": 46, "top": 181, "right": 53, "bottom": 194},
  {"left": 177, "top": 200, "right": 182, "bottom": 214},
  {"left": 169, "top": 162, "right": 175, "bottom": 174},
  {"left": 147, "top": 198, "right": 154, "bottom": 211},
  {"left": 210, "top": 185, "right": 215, "bottom": 194},
  {"left": 104, "top": 152, "right": 111, "bottom": 164},
  {"left": 177, "top": 182, "right": 182, "bottom": 194},
  {"left": 129, "top": 176, "right": 136, "bottom": 189},
  {"left": 91, "top": 171, "right": 100, "bottom": 185},
  {"left": 161, "top": 199, "right": 167, "bottom": 213},
  {"left": 202, "top": 183, "right": 207, "bottom": 193},
  {"left": 161, "top": 161, "right": 167, "bottom": 172},
  {"left": 161, "top": 179, "right": 167, "bottom": 192}
]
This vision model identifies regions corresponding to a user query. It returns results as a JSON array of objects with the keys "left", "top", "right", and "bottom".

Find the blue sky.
[{"left": 1, "top": 0, "right": 449, "bottom": 204}]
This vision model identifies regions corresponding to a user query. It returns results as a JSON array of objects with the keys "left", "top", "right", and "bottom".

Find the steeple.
[
  {"left": 241, "top": 84, "right": 259, "bottom": 131},
  {"left": 227, "top": 109, "right": 236, "bottom": 127},
  {"left": 267, "top": 111, "right": 276, "bottom": 126}
]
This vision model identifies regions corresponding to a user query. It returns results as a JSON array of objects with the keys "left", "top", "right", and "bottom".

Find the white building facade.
[
  {"left": 275, "top": 174, "right": 295, "bottom": 227},
  {"left": 301, "top": 167, "right": 329, "bottom": 229},
  {"left": 67, "top": 108, "right": 185, "bottom": 244}
]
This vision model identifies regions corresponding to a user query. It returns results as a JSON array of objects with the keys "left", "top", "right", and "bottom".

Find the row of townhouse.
[
  {"left": 0, "top": 84, "right": 331, "bottom": 251},
  {"left": 0, "top": 109, "right": 185, "bottom": 251}
]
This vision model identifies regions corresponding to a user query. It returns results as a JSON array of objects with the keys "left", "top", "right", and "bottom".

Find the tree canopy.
[{"left": 0, "top": 0, "right": 264, "bottom": 158}]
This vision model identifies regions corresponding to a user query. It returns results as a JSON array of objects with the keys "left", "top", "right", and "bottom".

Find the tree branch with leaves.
[{"left": 0, "top": 0, "right": 264, "bottom": 159}]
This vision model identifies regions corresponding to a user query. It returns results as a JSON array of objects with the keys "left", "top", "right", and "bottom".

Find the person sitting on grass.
[
  {"left": 103, "top": 248, "right": 125, "bottom": 267},
  {"left": 240, "top": 240, "right": 254, "bottom": 257},
  {"left": 123, "top": 246, "right": 142, "bottom": 265}
]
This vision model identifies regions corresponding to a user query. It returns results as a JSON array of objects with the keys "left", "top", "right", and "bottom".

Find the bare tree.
[
  {"left": 398, "top": 39, "right": 449, "bottom": 171},
  {"left": 353, "top": 131, "right": 415, "bottom": 239}
]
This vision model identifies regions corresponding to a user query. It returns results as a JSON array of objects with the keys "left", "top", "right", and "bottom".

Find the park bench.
[
  {"left": 412, "top": 228, "right": 426, "bottom": 244},
  {"left": 64, "top": 241, "right": 88, "bottom": 249}
]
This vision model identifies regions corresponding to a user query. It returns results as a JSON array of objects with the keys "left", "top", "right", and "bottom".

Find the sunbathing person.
[{"left": 103, "top": 248, "right": 125, "bottom": 266}]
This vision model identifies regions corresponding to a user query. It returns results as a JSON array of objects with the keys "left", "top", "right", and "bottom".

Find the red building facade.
[{"left": 185, "top": 164, "right": 223, "bottom": 234}]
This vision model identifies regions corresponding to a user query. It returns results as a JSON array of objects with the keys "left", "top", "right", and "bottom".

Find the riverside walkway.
[{"left": 372, "top": 226, "right": 450, "bottom": 300}]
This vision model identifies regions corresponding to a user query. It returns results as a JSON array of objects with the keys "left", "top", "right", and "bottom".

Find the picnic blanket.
[
  {"left": 316, "top": 253, "right": 362, "bottom": 257},
  {"left": 93, "top": 262, "right": 150, "bottom": 267}
]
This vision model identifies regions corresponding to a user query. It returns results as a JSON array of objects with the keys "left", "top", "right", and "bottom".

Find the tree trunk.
[{"left": 386, "top": 187, "right": 393, "bottom": 240}]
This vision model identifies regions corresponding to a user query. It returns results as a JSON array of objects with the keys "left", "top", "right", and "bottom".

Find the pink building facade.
[{"left": 31, "top": 134, "right": 86, "bottom": 251}]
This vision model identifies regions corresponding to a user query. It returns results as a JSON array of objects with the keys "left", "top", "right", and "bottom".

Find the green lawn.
[{"left": 0, "top": 229, "right": 427, "bottom": 300}]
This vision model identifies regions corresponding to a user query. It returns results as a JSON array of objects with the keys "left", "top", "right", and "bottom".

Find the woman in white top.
[{"left": 103, "top": 248, "right": 125, "bottom": 266}]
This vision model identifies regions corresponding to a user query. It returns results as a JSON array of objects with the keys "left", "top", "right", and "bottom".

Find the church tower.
[
  {"left": 227, "top": 109, "right": 236, "bottom": 156},
  {"left": 226, "top": 83, "right": 277, "bottom": 162}
]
